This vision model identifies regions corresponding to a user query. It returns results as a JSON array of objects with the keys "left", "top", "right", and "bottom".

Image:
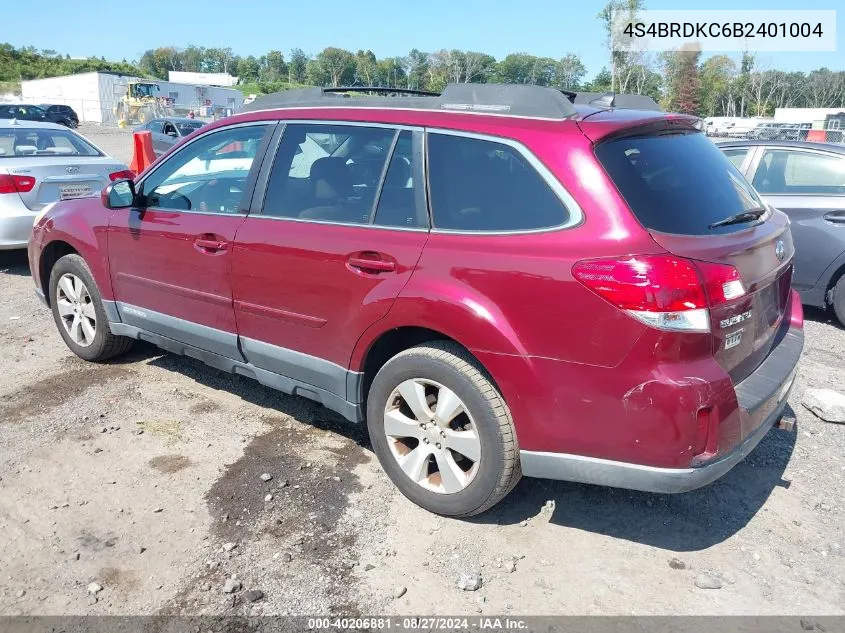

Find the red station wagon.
[{"left": 28, "top": 84, "right": 804, "bottom": 517}]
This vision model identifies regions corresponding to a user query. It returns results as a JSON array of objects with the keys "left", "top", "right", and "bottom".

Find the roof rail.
[
  {"left": 242, "top": 83, "right": 578, "bottom": 120},
  {"left": 325, "top": 86, "right": 440, "bottom": 97},
  {"left": 562, "top": 90, "right": 662, "bottom": 112}
]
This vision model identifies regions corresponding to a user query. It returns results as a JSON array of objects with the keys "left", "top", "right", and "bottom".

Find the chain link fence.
[
  {"left": 14, "top": 94, "right": 232, "bottom": 126},
  {"left": 706, "top": 122, "right": 845, "bottom": 144}
]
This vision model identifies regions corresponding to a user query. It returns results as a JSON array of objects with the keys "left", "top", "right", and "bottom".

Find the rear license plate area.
[{"left": 59, "top": 185, "right": 92, "bottom": 200}]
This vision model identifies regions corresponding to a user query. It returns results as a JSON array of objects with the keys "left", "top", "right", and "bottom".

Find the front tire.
[
  {"left": 49, "top": 254, "right": 133, "bottom": 362},
  {"left": 833, "top": 275, "right": 845, "bottom": 327},
  {"left": 366, "top": 342, "right": 521, "bottom": 517}
]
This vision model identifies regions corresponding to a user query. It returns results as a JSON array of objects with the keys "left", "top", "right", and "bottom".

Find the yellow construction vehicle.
[{"left": 114, "top": 81, "right": 174, "bottom": 126}]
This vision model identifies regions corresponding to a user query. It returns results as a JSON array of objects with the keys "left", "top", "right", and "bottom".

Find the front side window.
[
  {"left": 262, "top": 123, "right": 397, "bottom": 225},
  {"left": 140, "top": 124, "right": 269, "bottom": 214},
  {"left": 146, "top": 120, "right": 164, "bottom": 134},
  {"left": 752, "top": 149, "right": 845, "bottom": 195},
  {"left": 427, "top": 133, "right": 571, "bottom": 232}
]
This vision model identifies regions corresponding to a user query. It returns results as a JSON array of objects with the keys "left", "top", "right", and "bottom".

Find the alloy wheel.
[
  {"left": 383, "top": 378, "right": 481, "bottom": 494},
  {"left": 56, "top": 273, "right": 96, "bottom": 347}
]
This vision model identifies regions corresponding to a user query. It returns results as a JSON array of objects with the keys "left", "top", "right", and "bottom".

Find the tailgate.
[
  {"left": 649, "top": 215, "right": 794, "bottom": 382},
  {"left": 593, "top": 127, "right": 796, "bottom": 384}
]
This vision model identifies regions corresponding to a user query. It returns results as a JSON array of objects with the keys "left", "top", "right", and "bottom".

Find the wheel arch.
[
  {"left": 39, "top": 240, "right": 79, "bottom": 306},
  {"left": 825, "top": 258, "right": 845, "bottom": 306}
]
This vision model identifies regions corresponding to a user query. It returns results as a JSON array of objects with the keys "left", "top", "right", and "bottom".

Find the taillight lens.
[
  {"left": 696, "top": 260, "right": 746, "bottom": 305},
  {"left": 572, "top": 255, "right": 745, "bottom": 333},
  {"left": 0, "top": 174, "right": 36, "bottom": 194},
  {"left": 109, "top": 169, "right": 135, "bottom": 181}
]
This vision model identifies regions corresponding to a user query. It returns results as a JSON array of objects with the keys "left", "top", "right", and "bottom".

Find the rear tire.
[
  {"left": 833, "top": 275, "right": 845, "bottom": 327},
  {"left": 48, "top": 254, "right": 133, "bottom": 362},
  {"left": 366, "top": 341, "right": 521, "bottom": 517}
]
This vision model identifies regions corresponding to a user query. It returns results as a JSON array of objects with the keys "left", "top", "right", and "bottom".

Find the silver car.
[
  {"left": 0, "top": 119, "right": 130, "bottom": 250},
  {"left": 134, "top": 117, "right": 206, "bottom": 156}
]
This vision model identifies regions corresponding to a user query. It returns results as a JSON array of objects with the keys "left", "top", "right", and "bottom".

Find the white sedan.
[{"left": 0, "top": 119, "right": 131, "bottom": 250}]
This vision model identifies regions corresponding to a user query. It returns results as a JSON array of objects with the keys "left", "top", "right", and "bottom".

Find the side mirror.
[
  {"left": 101, "top": 179, "right": 136, "bottom": 209},
  {"left": 166, "top": 129, "right": 178, "bottom": 138}
]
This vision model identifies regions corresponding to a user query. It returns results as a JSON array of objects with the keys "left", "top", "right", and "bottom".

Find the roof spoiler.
[
  {"left": 242, "top": 83, "right": 579, "bottom": 120},
  {"left": 561, "top": 90, "right": 662, "bottom": 112}
]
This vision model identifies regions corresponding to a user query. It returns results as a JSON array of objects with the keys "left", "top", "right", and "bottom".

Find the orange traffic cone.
[{"left": 129, "top": 131, "right": 156, "bottom": 175}]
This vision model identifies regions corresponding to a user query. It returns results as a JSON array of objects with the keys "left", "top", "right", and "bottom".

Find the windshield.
[
  {"left": 134, "top": 84, "right": 156, "bottom": 97},
  {"left": 595, "top": 131, "right": 764, "bottom": 235},
  {"left": 0, "top": 128, "right": 101, "bottom": 158}
]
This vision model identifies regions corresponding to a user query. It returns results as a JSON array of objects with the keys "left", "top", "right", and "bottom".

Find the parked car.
[
  {"left": 719, "top": 139, "right": 845, "bottom": 324},
  {"left": 29, "top": 84, "right": 803, "bottom": 516},
  {"left": 39, "top": 104, "right": 79, "bottom": 128},
  {"left": 0, "top": 119, "right": 131, "bottom": 250},
  {"left": 134, "top": 117, "right": 206, "bottom": 156},
  {"left": 0, "top": 104, "right": 47, "bottom": 123}
]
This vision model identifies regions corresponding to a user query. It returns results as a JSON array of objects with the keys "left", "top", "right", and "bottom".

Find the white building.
[
  {"left": 20, "top": 72, "right": 244, "bottom": 124},
  {"left": 168, "top": 71, "right": 238, "bottom": 87},
  {"left": 774, "top": 107, "right": 845, "bottom": 129}
]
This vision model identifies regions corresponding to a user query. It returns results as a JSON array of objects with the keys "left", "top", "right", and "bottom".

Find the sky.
[{"left": 4, "top": 0, "right": 843, "bottom": 78}]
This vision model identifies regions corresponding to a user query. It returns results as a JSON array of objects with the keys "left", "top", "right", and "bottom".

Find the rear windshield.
[
  {"left": 595, "top": 132, "right": 764, "bottom": 235},
  {"left": 0, "top": 128, "right": 100, "bottom": 158}
]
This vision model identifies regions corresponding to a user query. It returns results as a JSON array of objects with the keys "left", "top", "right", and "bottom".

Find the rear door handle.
[
  {"left": 194, "top": 237, "right": 228, "bottom": 252},
  {"left": 347, "top": 255, "right": 396, "bottom": 273},
  {"left": 824, "top": 211, "right": 845, "bottom": 224}
]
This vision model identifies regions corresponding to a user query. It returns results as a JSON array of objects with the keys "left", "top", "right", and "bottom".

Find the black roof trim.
[{"left": 242, "top": 83, "right": 579, "bottom": 120}]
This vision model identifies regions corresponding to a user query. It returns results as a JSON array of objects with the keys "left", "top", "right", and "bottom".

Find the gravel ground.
[{"left": 0, "top": 127, "right": 842, "bottom": 616}]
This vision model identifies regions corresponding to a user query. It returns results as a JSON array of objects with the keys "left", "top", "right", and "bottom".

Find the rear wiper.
[{"left": 708, "top": 207, "right": 767, "bottom": 229}]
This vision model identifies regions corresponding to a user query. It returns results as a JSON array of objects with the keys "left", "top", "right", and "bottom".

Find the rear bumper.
[
  {"left": 520, "top": 318, "right": 803, "bottom": 494},
  {"left": 0, "top": 196, "right": 37, "bottom": 250}
]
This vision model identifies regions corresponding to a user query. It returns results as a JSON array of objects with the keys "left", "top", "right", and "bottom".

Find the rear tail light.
[
  {"left": 109, "top": 169, "right": 135, "bottom": 181},
  {"left": 572, "top": 255, "right": 745, "bottom": 333},
  {"left": 0, "top": 174, "right": 36, "bottom": 194}
]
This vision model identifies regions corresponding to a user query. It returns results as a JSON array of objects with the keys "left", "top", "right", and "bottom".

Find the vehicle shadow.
[
  {"left": 803, "top": 305, "right": 843, "bottom": 329},
  {"left": 135, "top": 343, "right": 371, "bottom": 446},
  {"left": 0, "top": 250, "right": 31, "bottom": 277},
  {"left": 113, "top": 342, "right": 796, "bottom": 550},
  {"left": 471, "top": 404, "right": 798, "bottom": 552}
]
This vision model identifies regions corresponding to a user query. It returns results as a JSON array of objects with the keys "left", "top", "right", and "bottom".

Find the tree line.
[
  {"left": 3, "top": 3, "right": 845, "bottom": 120},
  {"left": 0, "top": 43, "right": 140, "bottom": 86},
  {"left": 135, "top": 45, "right": 592, "bottom": 95}
]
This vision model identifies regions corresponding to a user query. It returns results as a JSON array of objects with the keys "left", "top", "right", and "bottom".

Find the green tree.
[
  {"left": 315, "top": 47, "right": 355, "bottom": 87},
  {"left": 288, "top": 48, "right": 308, "bottom": 83},
  {"left": 354, "top": 50, "right": 378, "bottom": 86},
  {"left": 699, "top": 55, "right": 735, "bottom": 116},
  {"left": 237, "top": 56, "right": 259, "bottom": 83},
  {"left": 583, "top": 68, "right": 613, "bottom": 93},
  {"left": 556, "top": 54, "right": 586, "bottom": 89},
  {"left": 404, "top": 49, "right": 428, "bottom": 90}
]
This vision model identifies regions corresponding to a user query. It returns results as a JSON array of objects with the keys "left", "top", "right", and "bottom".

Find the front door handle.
[
  {"left": 347, "top": 255, "right": 396, "bottom": 274},
  {"left": 194, "top": 237, "right": 228, "bottom": 252},
  {"left": 824, "top": 211, "right": 845, "bottom": 224}
]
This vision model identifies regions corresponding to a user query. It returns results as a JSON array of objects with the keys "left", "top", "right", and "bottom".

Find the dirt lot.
[{"left": 0, "top": 126, "right": 843, "bottom": 617}]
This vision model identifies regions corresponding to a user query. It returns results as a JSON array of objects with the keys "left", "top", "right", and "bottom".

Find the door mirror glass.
[{"left": 103, "top": 180, "right": 136, "bottom": 209}]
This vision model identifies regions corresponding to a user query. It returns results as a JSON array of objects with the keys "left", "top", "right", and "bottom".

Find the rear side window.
[
  {"left": 752, "top": 149, "right": 845, "bottom": 195},
  {"left": 596, "top": 132, "right": 764, "bottom": 235},
  {"left": 427, "top": 133, "right": 571, "bottom": 232}
]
